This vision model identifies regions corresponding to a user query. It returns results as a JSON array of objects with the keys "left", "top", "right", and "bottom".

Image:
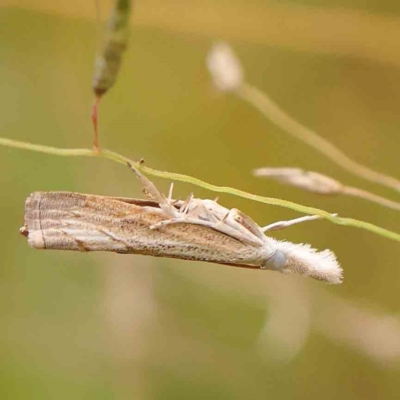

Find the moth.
[{"left": 20, "top": 163, "right": 342, "bottom": 284}]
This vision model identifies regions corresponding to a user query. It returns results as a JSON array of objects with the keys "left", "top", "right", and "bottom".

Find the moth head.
[{"left": 261, "top": 249, "right": 287, "bottom": 271}]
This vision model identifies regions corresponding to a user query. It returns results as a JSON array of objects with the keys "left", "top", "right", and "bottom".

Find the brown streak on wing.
[{"left": 98, "top": 228, "right": 131, "bottom": 249}]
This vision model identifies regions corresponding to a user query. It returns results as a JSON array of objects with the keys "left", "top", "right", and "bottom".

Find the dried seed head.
[
  {"left": 254, "top": 168, "right": 344, "bottom": 195},
  {"left": 206, "top": 42, "right": 244, "bottom": 92},
  {"left": 92, "top": 0, "right": 131, "bottom": 97},
  {"left": 270, "top": 239, "right": 342, "bottom": 284}
]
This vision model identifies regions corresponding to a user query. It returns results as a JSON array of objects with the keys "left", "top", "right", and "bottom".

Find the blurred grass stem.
[
  {"left": 342, "top": 186, "right": 400, "bottom": 211},
  {"left": 237, "top": 83, "right": 400, "bottom": 194},
  {"left": 254, "top": 167, "right": 400, "bottom": 212}
]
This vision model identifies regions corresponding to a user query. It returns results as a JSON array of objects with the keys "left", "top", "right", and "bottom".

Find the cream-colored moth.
[{"left": 20, "top": 164, "right": 342, "bottom": 284}]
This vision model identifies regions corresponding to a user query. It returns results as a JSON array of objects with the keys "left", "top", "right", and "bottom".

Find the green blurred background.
[{"left": 1, "top": 1, "right": 400, "bottom": 399}]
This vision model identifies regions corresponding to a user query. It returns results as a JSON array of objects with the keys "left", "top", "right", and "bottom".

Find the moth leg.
[
  {"left": 167, "top": 183, "right": 174, "bottom": 204},
  {"left": 186, "top": 200, "right": 220, "bottom": 223},
  {"left": 127, "top": 162, "right": 164, "bottom": 203},
  {"left": 215, "top": 208, "right": 264, "bottom": 246},
  {"left": 150, "top": 217, "right": 219, "bottom": 231},
  {"left": 261, "top": 213, "right": 337, "bottom": 232},
  {"left": 179, "top": 193, "right": 195, "bottom": 215},
  {"left": 150, "top": 216, "right": 261, "bottom": 246},
  {"left": 127, "top": 162, "right": 179, "bottom": 217}
]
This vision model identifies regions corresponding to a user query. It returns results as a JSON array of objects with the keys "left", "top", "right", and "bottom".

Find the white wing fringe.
[{"left": 272, "top": 239, "right": 343, "bottom": 284}]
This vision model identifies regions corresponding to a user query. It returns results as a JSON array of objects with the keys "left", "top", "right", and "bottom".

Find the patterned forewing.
[{"left": 23, "top": 192, "right": 264, "bottom": 266}]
